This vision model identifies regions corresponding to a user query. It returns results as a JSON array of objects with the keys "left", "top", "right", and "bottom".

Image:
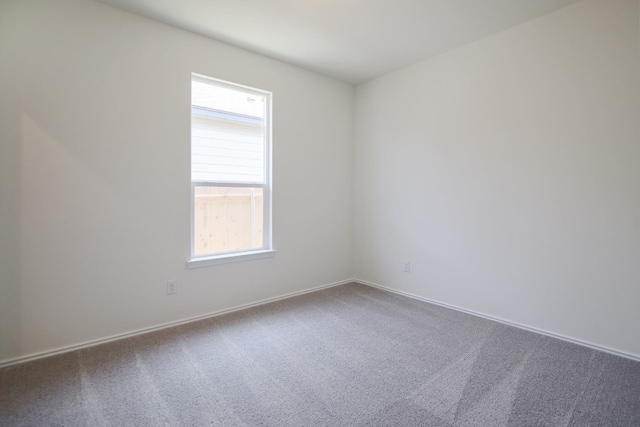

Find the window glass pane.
[
  {"left": 193, "top": 186, "right": 264, "bottom": 256},
  {"left": 192, "top": 79, "right": 265, "bottom": 119}
]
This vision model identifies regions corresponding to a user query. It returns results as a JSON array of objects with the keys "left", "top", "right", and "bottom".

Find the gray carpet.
[{"left": 1, "top": 283, "right": 639, "bottom": 426}]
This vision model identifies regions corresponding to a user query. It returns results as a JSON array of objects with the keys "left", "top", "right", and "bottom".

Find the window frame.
[{"left": 187, "top": 74, "right": 275, "bottom": 268}]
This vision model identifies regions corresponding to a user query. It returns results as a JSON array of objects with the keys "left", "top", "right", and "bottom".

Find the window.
[{"left": 188, "top": 74, "right": 273, "bottom": 267}]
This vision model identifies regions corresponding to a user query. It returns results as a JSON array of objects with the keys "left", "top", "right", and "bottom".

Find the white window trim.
[
  {"left": 188, "top": 74, "right": 274, "bottom": 267},
  {"left": 187, "top": 249, "right": 277, "bottom": 268}
]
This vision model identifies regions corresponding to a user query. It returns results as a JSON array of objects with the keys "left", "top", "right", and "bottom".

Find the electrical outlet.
[
  {"left": 403, "top": 261, "right": 411, "bottom": 273},
  {"left": 167, "top": 280, "right": 177, "bottom": 295}
]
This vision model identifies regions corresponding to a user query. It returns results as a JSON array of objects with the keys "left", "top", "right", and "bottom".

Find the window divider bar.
[{"left": 192, "top": 182, "right": 266, "bottom": 188}]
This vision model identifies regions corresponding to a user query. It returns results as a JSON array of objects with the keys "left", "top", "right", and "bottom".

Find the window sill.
[{"left": 187, "top": 249, "right": 277, "bottom": 269}]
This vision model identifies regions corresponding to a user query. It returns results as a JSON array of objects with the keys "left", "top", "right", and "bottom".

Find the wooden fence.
[{"left": 193, "top": 187, "right": 263, "bottom": 255}]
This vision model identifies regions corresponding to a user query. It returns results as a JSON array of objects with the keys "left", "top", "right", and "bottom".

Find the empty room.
[{"left": 1, "top": 0, "right": 639, "bottom": 425}]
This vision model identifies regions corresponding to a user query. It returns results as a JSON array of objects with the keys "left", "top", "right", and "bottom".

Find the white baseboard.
[
  {"left": 356, "top": 278, "right": 640, "bottom": 363},
  {"left": 0, "top": 278, "right": 355, "bottom": 368},
  {"left": 5, "top": 277, "right": 637, "bottom": 368}
]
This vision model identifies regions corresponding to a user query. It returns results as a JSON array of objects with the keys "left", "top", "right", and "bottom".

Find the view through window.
[{"left": 191, "top": 75, "right": 272, "bottom": 259}]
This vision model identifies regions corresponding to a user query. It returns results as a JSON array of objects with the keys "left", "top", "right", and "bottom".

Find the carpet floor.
[{"left": 1, "top": 282, "right": 639, "bottom": 426}]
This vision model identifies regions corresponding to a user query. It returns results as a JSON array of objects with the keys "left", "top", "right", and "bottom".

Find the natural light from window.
[{"left": 190, "top": 75, "right": 272, "bottom": 264}]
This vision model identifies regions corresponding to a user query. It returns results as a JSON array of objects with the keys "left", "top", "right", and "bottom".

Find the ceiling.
[{"left": 95, "top": 0, "right": 582, "bottom": 85}]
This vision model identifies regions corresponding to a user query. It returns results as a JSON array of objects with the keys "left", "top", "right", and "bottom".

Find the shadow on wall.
[{"left": 0, "top": 101, "right": 22, "bottom": 362}]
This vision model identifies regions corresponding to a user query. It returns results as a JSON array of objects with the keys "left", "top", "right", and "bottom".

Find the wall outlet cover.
[{"left": 167, "top": 280, "right": 177, "bottom": 295}]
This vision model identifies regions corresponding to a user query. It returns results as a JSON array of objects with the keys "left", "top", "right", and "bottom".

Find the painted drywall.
[
  {"left": 0, "top": 0, "right": 354, "bottom": 363},
  {"left": 355, "top": 0, "right": 640, "bottom": 357}
]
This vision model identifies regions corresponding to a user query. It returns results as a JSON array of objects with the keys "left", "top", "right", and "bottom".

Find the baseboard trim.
[
  {"left": 356, "top": 279, "right": 640, "bottom": 363},
  {"left": 6, "top": 277, "right": 637, "bottom": 368},
  {"left": 0, "top": 278, "right": 355, "bottom": 368}
]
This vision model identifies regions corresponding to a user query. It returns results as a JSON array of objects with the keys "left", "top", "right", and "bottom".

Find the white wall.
[
  {"left": 355, "top": 0, "right": 640, "bottom": 357},
  {"left": 0, "top": 0, "right": 354, "bottom": 363},
  {"left": 2, "top": 0, "right": 639, "bottom": 364}
]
